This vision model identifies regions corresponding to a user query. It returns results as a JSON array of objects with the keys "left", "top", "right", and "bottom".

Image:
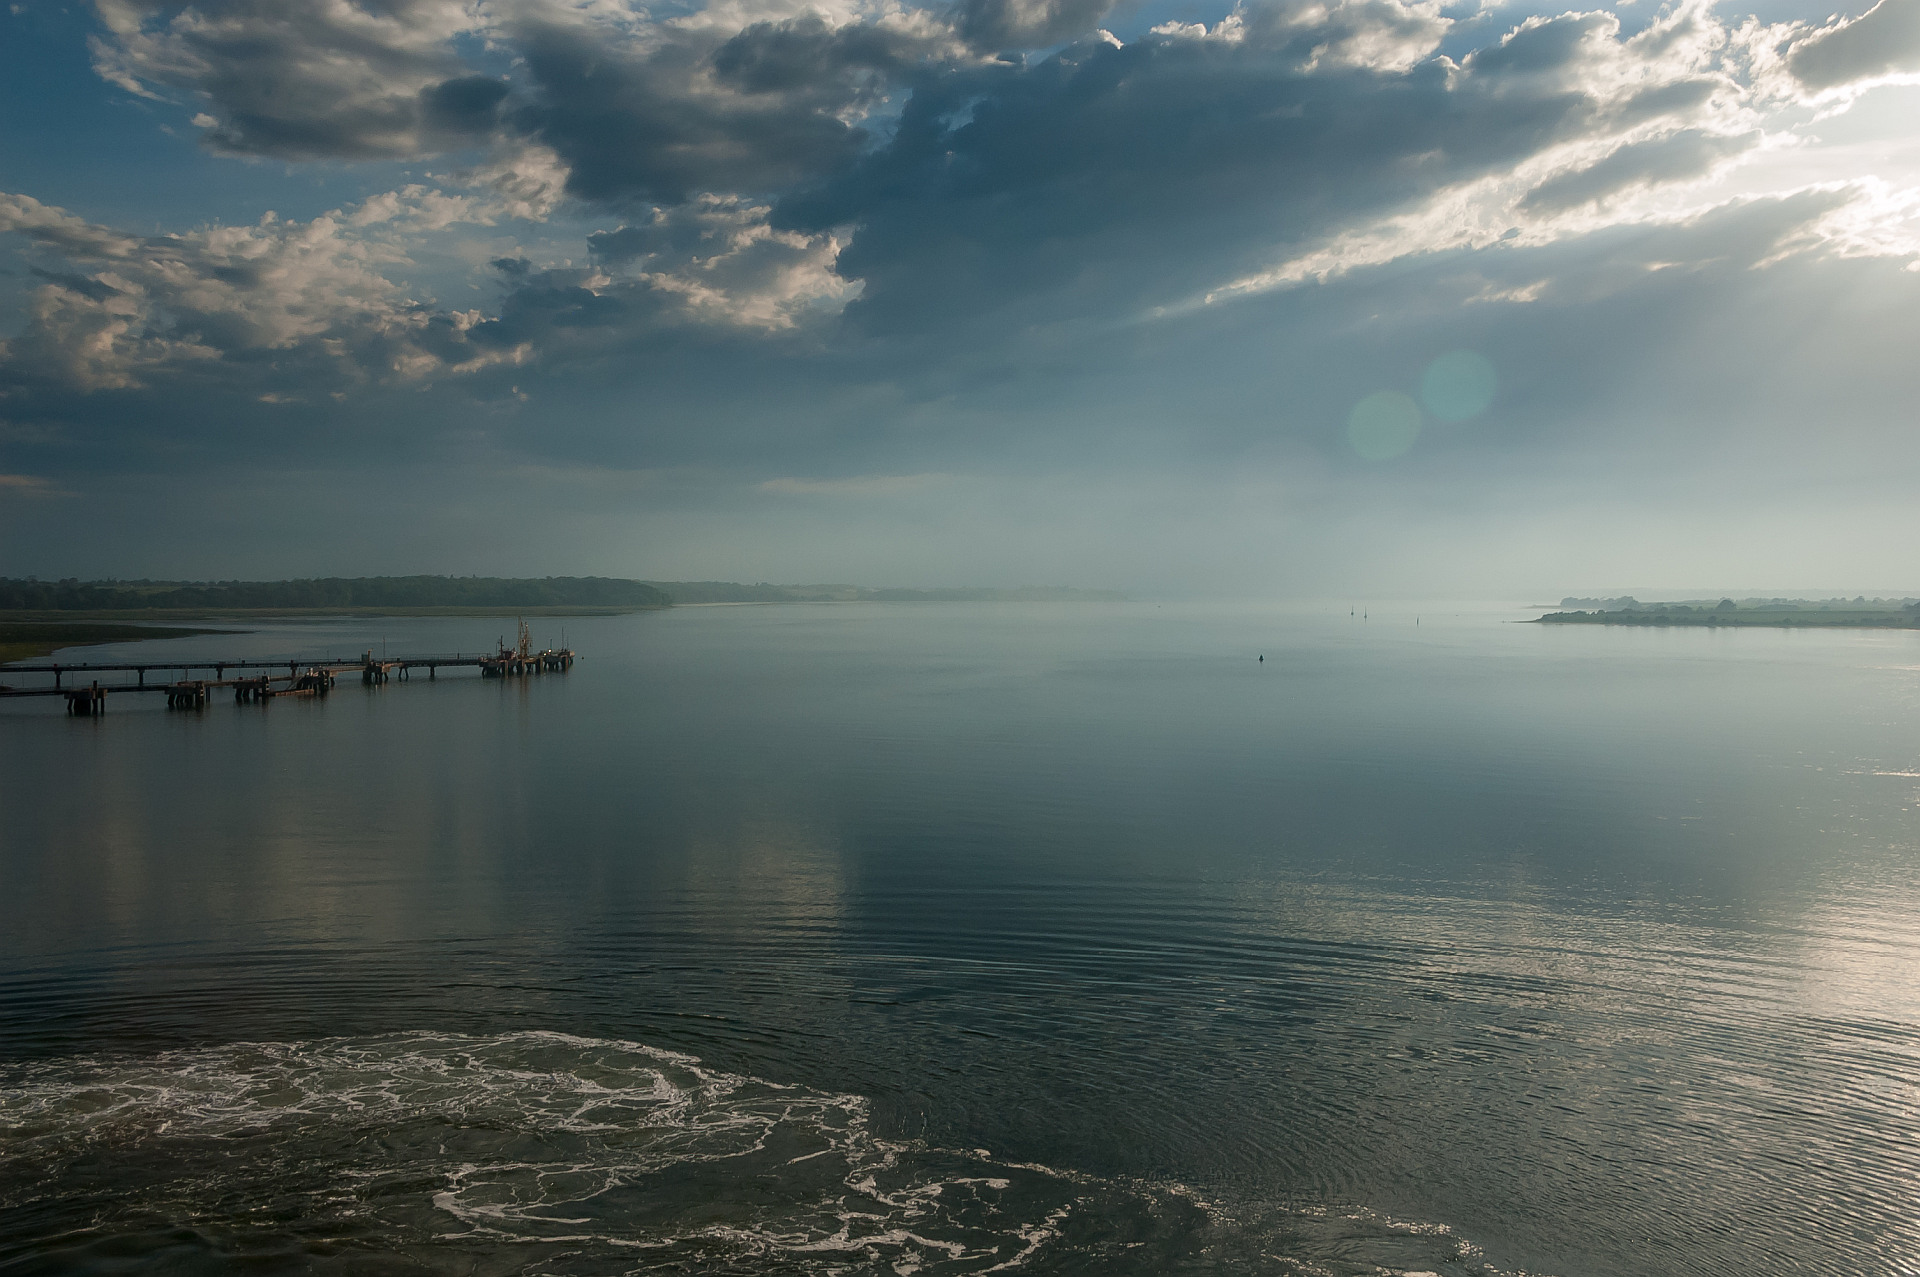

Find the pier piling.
[{"left": 12, "top": 631, "right": 575, "bottom": 713}]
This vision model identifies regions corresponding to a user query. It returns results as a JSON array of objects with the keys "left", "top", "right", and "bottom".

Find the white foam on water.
[{"left": 0, "top": 1031, "right": 1514, "bottom": 1275}]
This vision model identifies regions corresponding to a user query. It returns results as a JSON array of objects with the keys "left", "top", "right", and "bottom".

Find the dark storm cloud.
[
  {"left": 510, "top": 21, "right": 865, "bottom": 204},
  {"left": 28, "top": 267, "right": 123, "bottom": 303},
  {"left": 193, "top": 73, "right": 498, "bottom": 159},
  {"left": 1789, "top": 0, "right": 1920, "bottom": 91},
  {"left": 504, "top": 13, "right": 969, "bottom": 206},
  {"left": 92, "top": 0, "right": 502, "bottom": 158},
  {"left": 82, "top": 0, "right": 1729, "bottom": 248},
  {"left": 773, "top": 3, "right": 1723, "bottom": 333},
  {"left": 419, "top": 75, "right": 512, "bottom": 134},
  {"left": 711, "top": 13, "right": 960, "bottom": 93},
  {"left": 92, "top": 0, "right": 968, "bottom": 194},
  {"left": 480, "top": 270, "right": 634, "bottom": 338},
  {"left": 1519, "top": 129, "right": 1760, "bottom": 213}
]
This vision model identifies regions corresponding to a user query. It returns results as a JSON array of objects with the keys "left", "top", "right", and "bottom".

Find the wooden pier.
[{"left": 1, "top": 622, "right": 574, "bottom": 715}]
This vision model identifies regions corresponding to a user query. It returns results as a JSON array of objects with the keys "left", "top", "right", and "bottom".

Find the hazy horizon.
[{"left": 19, "top": 572, "right": 1920, "bottom": 607}]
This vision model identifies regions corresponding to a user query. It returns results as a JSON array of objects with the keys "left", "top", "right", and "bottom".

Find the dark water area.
[{"left": 3, "top": 603, "right": 1919, "bottom": 1275}]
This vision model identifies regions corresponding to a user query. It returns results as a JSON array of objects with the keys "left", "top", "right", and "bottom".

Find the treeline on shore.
[
  {"left": 0, "top": 576, "right": 670, "bottom": 612},
  {"left": 1, "top": 576, "right": 1125, "bottom": 613}
]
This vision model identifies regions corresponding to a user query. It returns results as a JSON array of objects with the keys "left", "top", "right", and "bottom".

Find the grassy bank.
[{"left": 0, "top": 622, "right": 235, "bottom": 664}]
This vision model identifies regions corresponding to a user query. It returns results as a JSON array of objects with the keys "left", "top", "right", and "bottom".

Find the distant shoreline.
[
  {"left": 0, "top": 581, "right": 1129, "bottom": 656},
  {"left": 1537, "top": 610, "right": 1920, "bottom": 629},
  {"left": 1, "top": 575, "right": 1124, "bottom": 617}
]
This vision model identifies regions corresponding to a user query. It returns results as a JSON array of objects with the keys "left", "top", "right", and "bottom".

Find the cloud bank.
[{"left": 1, "top": 0, "right": 1918, "bottom": 590}]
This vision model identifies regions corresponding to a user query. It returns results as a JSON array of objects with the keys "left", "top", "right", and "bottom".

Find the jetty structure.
[{"left": 2, "top": 621, "right": 573, "bottom": 716}]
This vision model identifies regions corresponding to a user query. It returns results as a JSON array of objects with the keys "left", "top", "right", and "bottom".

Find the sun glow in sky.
[{"left": 2, "top": 0, "right": 1919, "bottom": 594}]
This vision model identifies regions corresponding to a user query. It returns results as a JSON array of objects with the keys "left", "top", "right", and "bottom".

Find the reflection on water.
[{"left": 3, "top": 603, "right": 1920, "bottom": 1276}]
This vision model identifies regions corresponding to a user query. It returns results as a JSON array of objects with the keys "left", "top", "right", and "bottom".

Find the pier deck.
[{"left": 2, "top": 631, "right": 575, "bottom": 715}]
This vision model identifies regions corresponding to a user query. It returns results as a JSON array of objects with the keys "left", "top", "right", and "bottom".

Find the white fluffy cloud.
[
  {"left": 0, "top": 190, "right": 521, "bottom": 391},
  {"left": 587, "top": 196, "right": 856, "bottom": 330},
  {"left": 0, "top": 177, "right": 854, "bottom": 399}
]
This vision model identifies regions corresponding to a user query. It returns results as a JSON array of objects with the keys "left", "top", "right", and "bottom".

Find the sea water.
[{"left": 3, "top": 602, "right": 1918, "bottom": 1275}]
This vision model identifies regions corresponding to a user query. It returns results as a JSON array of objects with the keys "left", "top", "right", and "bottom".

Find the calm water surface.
[{"left": 3, "top": 603, "right": 1919, "bottom": 1275}]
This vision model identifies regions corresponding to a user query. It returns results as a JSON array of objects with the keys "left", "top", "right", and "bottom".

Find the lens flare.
[
  {"left": 1347, "top": 391, "right": 1422, "bottom": 460},
  {"left": 1418, "top": 351, "right": 1497, "bottom": 422}
]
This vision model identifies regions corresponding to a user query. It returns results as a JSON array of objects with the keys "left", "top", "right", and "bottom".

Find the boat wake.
[{"left": 0, "top": 1031, "right": 1503, "bottom": 1274}]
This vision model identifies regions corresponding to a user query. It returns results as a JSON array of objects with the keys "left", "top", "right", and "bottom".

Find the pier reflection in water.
[{"left": 3, "top": 603, "right": 1920, "bottom": 1276}]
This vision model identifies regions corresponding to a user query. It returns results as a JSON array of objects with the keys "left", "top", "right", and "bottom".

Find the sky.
[{"left": 0, "top": 0, "right": 1918, "bottom": 597}]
